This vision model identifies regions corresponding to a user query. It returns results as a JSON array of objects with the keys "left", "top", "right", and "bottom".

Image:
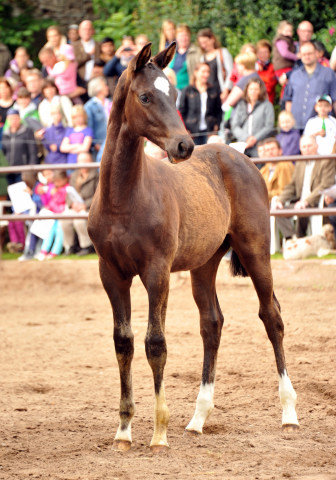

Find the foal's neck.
[{"left": 99, "top": 115, "right": 144, "bottom": 208}]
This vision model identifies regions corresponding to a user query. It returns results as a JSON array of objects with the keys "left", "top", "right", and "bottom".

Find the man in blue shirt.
[{"left": 283, "top": 41, "right": 336, "bottom": 131}]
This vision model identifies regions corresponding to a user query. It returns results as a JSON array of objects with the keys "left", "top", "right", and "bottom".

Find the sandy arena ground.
[{"left": 0, "top": 259, "right": 335, "bottom": 480}]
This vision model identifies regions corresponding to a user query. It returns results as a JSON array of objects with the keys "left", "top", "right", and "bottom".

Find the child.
[
  {"left": 36, "top": 170, "right": 69, "bottom": 260},
  {"left": 272, "top": 21, "right": 297, "bottom": 81},
  {"left": 39, "top": 105, "right": 68, "bottom": 164},
  {"left": 303, "top": 94, "right": 336, "bottom": 155},
  {"left": 12, "top": 86, "right": 42, "bottom": 131},
  {"left": 276, "top": 110, "right": 301, "bottom": 156},
  {"left": 60, "top": 105, "right": 93, "bottom": 165}
]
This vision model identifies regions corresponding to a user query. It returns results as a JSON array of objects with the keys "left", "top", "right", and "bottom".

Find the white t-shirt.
[
  {"left": 82, "top": 39, "right": 95, "bottom": 82},
  {"left": 303, "top": 115, "right": 336, "bottom": 155},
  {"left": 199, "top": 91, "right": 208, "bottom": 131}
]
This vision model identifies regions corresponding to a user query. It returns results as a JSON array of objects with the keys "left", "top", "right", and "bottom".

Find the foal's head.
[{"left": 122, "top": 42, "right": 194, "bottom": 162}]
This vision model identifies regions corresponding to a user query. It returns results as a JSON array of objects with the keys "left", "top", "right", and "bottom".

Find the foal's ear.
[
  {"left": 152, "top": 42, "right": 176, "bottom": 70},
  {"left": 132, "top": 42, "right": 152, "bottom": 72}
]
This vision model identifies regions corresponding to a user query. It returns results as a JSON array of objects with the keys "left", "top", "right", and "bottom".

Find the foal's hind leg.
[
  {"left": 230, "top": 238, "right": 299, "bottom": 430},
  {"left": 99, "top": 259, "right": 135, "bottom": 450},
  {"left": 186, "top": 251, "right": 225, "bottom": 434}
]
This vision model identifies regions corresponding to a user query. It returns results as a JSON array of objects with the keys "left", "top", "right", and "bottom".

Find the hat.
[
  {"left": 68, "top": 24, "right": 78, "bottom": 30},
  {"left": 321, "top": 184, "right": 336, "bottom": 199},
  {"left": 7, "top": 108, "right": 20, "bottom": 116},
  {"left": 60, "top": 44, "right": 75, "bottom": 61},
  {"left": 315, "top": 94, "right": 332, "bottom": 105}
]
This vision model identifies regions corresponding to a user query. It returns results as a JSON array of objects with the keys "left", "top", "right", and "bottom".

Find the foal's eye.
[{"left": 139, "top": 94, "right": 150, "bottom": 104}]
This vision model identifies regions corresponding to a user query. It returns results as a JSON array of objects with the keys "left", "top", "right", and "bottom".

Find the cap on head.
[
  {"left": 315, "top": 94, "right": 332, "bottom": 105},
  {"left": 7, "top": 108, "right": 20, "bottom": 116}
]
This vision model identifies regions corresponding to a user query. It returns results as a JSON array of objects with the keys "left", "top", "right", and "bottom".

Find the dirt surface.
[{"left": 0, "top": 259, "right": 336, "bottom": 480}]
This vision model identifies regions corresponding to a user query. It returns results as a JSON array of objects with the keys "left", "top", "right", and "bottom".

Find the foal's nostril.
[{"left": 178, "top": 140, "right": 194, "bottom": 158}]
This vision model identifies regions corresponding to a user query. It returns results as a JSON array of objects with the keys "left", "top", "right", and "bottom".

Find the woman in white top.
[{"left": 38, "top": 77, "right": 73, "bottom": 128}]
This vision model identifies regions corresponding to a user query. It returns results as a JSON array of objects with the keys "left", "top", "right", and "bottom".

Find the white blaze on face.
[{"left": 154, "top": 76, "right": 170, "bottom": 96}]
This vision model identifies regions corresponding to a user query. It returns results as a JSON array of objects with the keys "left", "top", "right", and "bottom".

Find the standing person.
[
  {"left": 39, "top": 45, "right": 85, "bottom": 103},
  {"left": 295, "top": 21, "right": 314, "bottom": 54},
  {"left": 0, "top": 43, "right": 12, "bottom": 76},
  {"left": 303, "top": 94, "right": 336, "bottom": 155},
  {"left": 99, "top": 37, "right": 115, "bottom": 64},
  {"left": 2, "top": 108, "right": 38, "bottom": 185},
  {"left": 40, "top": 105, "right": 68, "bottom": 164},
  {"left": 84, "top": 76, "right": 111, "bottom": 156},
  {"left": 44, "top": 25, "right": 67, "bottom": 58},
  {"left": 283, "top": 42, "right": 336, "bottom": 132},
  {"left": 11, "top": 86, "right": 41, "bottom": 132},
  {"left": 5, "top": 47, "right": 33, "bottom": 88},
  {"left": 103, "top": 36, "right": 137, "bottom": 83},
  {"left": 159, "top": 19, "right": 176, "bottom": 51},
  {"left": 221, "top": 51, "right": 260, "bottom": 123},
  {"left": 25, "top": 69, "right": 44, "bottom": 107},
  {"left": 169, "top": 24, "right": 200, "bottom": 93},
  {"left": 2, "top": 109, "right": 38, "bottom": 253},
  {"left": 273, "top": 135, "right": 335, "bottom": 239},
  {"left": 60, "top": 105, "right": 93, "bottom": 164},
  {"left": 197, "top": 27, "right": 233, "bottom": 102},
  {"left": 179, "top": 62, "right": 222, "bottom": 145},
  {"left": 230, "top": 77, "right": 274, "bottom": 157},
  {"left": 72, "top": 20, "right": 100, "bottom": 89},
  {"left": 272, "top": 21, "right": 298, "bottom": 81},
  {"left": 0, "top": 77, "right": 14, "bottom": 148},
  {"left": 67, "top": 24, "right": 79, "bottom": 45},
  {"left": 60, "top": 152, "right": 98, "bottom": 256},
  {"left": 259, "top": 137, "right": 294, "bottom": 202},
  {"left": 38, "top": 77, "right": 73, "bottom": 128},
  {"left": 256, "top": 39, "right": 277, "bottom": 104}
]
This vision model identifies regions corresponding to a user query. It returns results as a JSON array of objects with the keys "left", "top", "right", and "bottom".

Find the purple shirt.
[{"left": 64, "top": 125, "right": 93, "bottom": 164}]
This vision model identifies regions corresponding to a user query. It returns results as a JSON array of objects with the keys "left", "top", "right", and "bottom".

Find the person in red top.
[{"left": 256, "top": 39, "right": 277, "bottom": 104}]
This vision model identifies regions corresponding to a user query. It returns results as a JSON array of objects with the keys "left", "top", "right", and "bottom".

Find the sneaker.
[
  {"left": 76, "top": 245, "right": 95, "bottom": 256},
  {"left": 7, "top": 242, "right": 24, "bottom": 253},
  {"left": 46, "top": 253, "right": 57, "bottom": 260},
  {"left": 36, "top": 252, "right": 47, "bottom": 261},
  {"left": 18, "top": 252, "right": 34, "bottom": 262}
]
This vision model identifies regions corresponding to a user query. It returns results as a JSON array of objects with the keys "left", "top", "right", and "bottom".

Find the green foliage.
[
  {"left": 0, "top": 1, "right": 53, "bottom": 58},
  {"left": 94, "top": 11, "right": 137, "bottom": 44},
  {"left": 315, "top": 22, "right": 336, "bottom": 54}
]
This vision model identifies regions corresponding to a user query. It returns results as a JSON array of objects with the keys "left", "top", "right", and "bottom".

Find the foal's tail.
[{"left": 229, "top": 250, "right": 249, "bottom": 277}]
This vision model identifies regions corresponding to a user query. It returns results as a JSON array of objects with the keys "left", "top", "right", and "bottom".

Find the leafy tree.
[{"left": 0, "top": 1, "right": 53, "bottom": 59}]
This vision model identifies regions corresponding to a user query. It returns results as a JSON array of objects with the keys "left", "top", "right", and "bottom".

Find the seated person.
[
  {"left": 259, "top": 137, "right": 294, "bottom": 202},
  {"left": 273, "top": 135, "right": 335, "bottom": 239},
  {"left": 60, "top": 152, "right": 98, "bottom": 256}
]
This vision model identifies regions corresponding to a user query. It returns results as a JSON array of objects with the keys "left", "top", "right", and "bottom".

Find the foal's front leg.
[
  {"left": 141, "top": 267, "right": 170, "bottom": 451},
  {"left": 99, "top": 259, "right": 135, "bottom": 450},
  {"left": 186, "top": 255, "right": 224, "bottom": 434}
]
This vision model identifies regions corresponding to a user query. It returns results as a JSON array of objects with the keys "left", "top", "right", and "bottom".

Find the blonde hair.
[
  {"left": 176, "top": 24, "right": 191, "bottom": 37},
  {"left": 278, "top": 110, "right": 296, "bottom": 128},
  {"left": 276, "top": 20, "right": 293, "bottom": 36},
  {"left": 71, "top": 105, "right": 88, "bottom": 123},
  {"left": 163, "top": 67, "right": 177, "bottom": 86},
  {"left": 159, "top": 20, "right": 176, "bottom": 51},
  {"left": 235, "top": 52, "right": 257, "bottom": 70}
]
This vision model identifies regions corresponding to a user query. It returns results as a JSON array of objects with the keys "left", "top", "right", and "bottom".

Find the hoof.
[
  {"left": 185, "top": 428, "right": 202, "bottom": 436},
  {"left": 113, "top": 439, "right": 132, "bottom": 451},
  {"left": 150, "top": 444, "right": 169, "bottom": 454},
  {"left": 282, "top": 424, "right": 300, "bottom": 432}
]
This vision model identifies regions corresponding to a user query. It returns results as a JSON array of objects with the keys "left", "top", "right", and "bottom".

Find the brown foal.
[{"left": 88, "top": 42, "right": 299, "bottom": 451}]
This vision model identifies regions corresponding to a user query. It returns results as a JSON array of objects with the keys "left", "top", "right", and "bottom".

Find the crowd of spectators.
[{"left": 0, "top": 17, "right": 336, "bottom": 258}]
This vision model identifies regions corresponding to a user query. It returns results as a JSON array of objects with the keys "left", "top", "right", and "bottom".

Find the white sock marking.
[
  {"left": 115, "top": 422, "right": 132, "bottom": 443},
  {"left": 279, "top": 370, "right": 299, "bottom": 426},
  {"left": 186, "top": 382, "right": 214, "bottom": 434},
  {"left": 154, "top": 76, "right": 170, "bottom": 96}
]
